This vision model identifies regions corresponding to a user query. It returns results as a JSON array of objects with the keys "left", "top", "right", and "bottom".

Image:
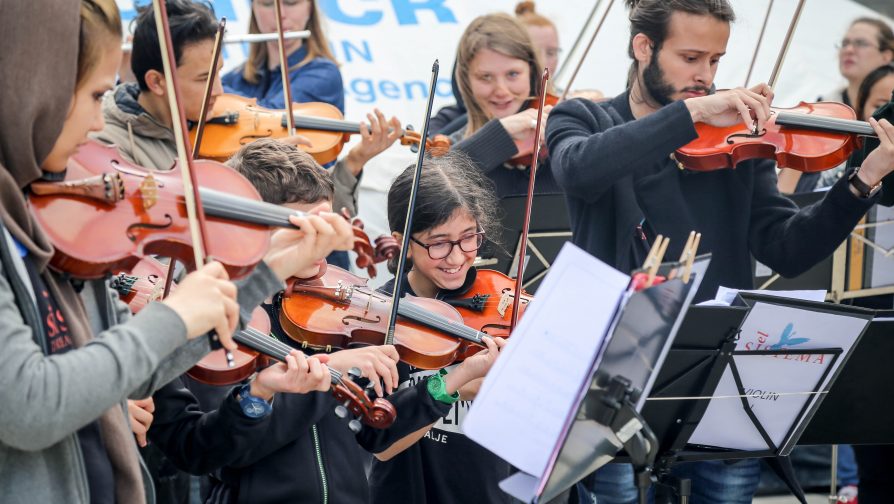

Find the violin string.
[
  {"left": 238, "top": 327, "right": 340, "bottom": 383},
  {"left": 397, "top": 302, "right": 484, "bottom": 344}
]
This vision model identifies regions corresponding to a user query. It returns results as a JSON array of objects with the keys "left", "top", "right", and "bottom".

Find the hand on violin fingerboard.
[
  {"left": 444, "top": 336, "right": 507, "bottom": 395},
  {"left": 252, "top": 351, "right": 331, "bottom": 400},
  {"left": 685, "top": 83, "right": 774, "bottom": 131},
  {"left": 857, "top": 118, "right": 894, "bottom": 187},
  {"left": 264, "top": 204, "right": 356, "bottom": 281},
  {"left": 326, "top": 345, "right": 401, "bottom": 397},
  {"left": 344, "top": 108, "right": 402, "bottom": 176}
]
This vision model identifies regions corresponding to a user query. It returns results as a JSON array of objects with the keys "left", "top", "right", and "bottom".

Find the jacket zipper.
[{"left": 311, "top": 424, "right": 328, "bottom": 504}]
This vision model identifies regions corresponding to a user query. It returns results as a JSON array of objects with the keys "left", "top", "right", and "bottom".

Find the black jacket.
[
  {"left": 149, "top": 351, "right": 451, "bottom": 504},
  {"left": 546, "top": 92, "right": 877, "bottom": 301}
]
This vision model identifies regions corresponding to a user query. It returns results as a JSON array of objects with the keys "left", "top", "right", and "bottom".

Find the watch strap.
[
  {"left": 427, "top": 369, "right": 460, "bottom": 404},
  {"left": 849, "top": 167, "right": 882, "bottom": 198}
]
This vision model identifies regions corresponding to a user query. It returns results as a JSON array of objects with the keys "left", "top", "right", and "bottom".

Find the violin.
[
  {"left": 112, "top": 257, "right": 396, "bottom": 430},
  {"left": 28, "top": 139, "right": 378, "bottom": 279},
  {"left": 190, "top": 94, "right": 451, "bottom": 165},
  {"left": 279, "top": 265, "right": 490, "bottom": 370},
  {"left": 509, "top": 92, "right": 559, "bottom": 166},
  {"left": 674, "top": 101, "right": 871, "bottom": 172},
  {"left": 445, "top": 269, "right": 532, "bottom": 360}
]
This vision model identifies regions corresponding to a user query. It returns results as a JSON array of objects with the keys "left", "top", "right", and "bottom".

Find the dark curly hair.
[{"left": 386, "top": 151, "right": 501, "bottom": 273}]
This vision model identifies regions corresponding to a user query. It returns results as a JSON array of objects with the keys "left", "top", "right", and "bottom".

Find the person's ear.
[
  {"left": 144, "top": 69, "right": 166, "bottom": 97},
  {"left": 631, "top": 33, "right": 654, "bottom": 66}
]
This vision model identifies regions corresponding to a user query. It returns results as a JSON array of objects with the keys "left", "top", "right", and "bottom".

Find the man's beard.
[
  {"left": 642, "top": 50, "right": 676, "bottom": 106},
  {"left": 640, "top": 49, "right": 711, "bottom": 106}
]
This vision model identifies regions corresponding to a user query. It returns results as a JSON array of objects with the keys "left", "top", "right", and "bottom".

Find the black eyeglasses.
[{"left": 410, "top": 232, "right": 485, "bottom": 260}]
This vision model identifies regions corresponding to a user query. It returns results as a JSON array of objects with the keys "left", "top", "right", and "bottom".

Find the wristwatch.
[
  {"left": 426, "top": 369, "right": 460, "bottom": 405},
  {"left": 849, "top": 166, "right": 883, "bottom": 199},
  {"left": 236, "top": 383, "right": 273, "bottom": 419}
]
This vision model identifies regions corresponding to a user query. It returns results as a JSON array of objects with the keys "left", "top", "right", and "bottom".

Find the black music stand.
[
  {"left": 623, "top": 294, "right": 871, "bottom": 503},
  {"left": 480, "top": 193, "right": 571, "bottom": 293}
]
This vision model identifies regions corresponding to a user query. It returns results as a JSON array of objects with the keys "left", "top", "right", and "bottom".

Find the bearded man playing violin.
[{"left": 546, "top": 0, "right": 894, "bottom": 502}]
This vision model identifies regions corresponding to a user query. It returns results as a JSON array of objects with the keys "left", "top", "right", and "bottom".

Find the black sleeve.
[
  {"left": 452, "top": 119, "right": 519, "bottom": 173},
  {"left": 355, "top": 379, "right": 452, "bottom": 454},
  {"left": 546, "top": 98, "right": 698, "bottom": 202},
  {"left": 148, "top": 378, "right": 274, "bottom": 475},
  {"left": 218, "top": 391, "right": 334, "bottom": 468},
  {"left": 430, "top": 104, "right": 464, "bottom": 136},
  {"left": 749, "top": 162, "right": 876, "bottom": 277}
]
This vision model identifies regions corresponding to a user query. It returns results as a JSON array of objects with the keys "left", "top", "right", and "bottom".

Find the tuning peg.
[
  {"left": 348, "top": 418, "right": 362, "bottom": 433},
  {"left": 335, "top": 399, "right": 352, "bottom": 419}
]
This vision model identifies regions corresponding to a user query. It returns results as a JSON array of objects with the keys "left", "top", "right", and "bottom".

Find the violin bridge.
[
  {"left": 138, "top": 173, "right": 159, "bottom": 210},
  {"left": 497, "top": 292, "right": 513, "bottom": 318}
]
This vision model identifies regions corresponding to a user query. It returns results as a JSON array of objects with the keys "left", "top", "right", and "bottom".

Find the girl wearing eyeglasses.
[{"left": 367, "top": 152, "right": 516, "bottom": 504}]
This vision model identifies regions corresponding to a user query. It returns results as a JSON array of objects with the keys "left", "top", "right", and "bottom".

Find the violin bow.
[
  {"left": 559, "top": 0, "right": 615, "bottom": 103},
  {"left": 509, "top": 68, "right": 549, "bottom": 334},
  {"left": 191, "top": 17, "right": 226, "bottom": 159},
  {"left": 554, "top": 0, "right": 603, "bottom": 83},
  {"left": 384, "top": 60, "right": 439, "bottom": 346},
  {"left": 767, "top": 0, "right": 806, "bottom": 89},
  {"left": 743, "top": 0, "right": 773, "bottom": 88},
  {"left": 274, "top": 0, "right": 296, "bottom": 135},
  {"left": 151, "top": 0, "right": 233, "bottom": 365}
]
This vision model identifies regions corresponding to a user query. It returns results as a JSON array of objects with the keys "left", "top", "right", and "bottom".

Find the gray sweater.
[{"left": 0, "top": 225, "right": 283, "bottom": 504}]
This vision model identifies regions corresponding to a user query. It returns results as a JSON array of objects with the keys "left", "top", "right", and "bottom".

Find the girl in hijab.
[{"left": 0, "top": 1, "right": 353, "bottom": 502}]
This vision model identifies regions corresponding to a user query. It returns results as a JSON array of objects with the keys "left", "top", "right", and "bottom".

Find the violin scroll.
[{"left": 332, "top": 367, "right": 397, "bottom": 431}]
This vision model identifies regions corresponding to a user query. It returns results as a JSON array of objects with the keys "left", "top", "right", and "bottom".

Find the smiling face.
[
  {"left": 41, "top": 43, "right": 120, "bottom": 173},
  {"left": 634, "top": 11, "right": 729, "bottom": 106},
  {"left": 404, "top": 209, "right": 479, "bottom": 297},
  {"left": 468, "top": 47, "right": 531, "bottom": 120},
  {"left": 839, "top": 22, "right": 894, "bottom": 83}
]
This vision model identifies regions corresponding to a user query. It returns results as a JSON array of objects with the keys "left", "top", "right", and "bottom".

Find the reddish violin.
[
  {"left": 446, "top": 269, "right": 533, "bottom": 360},
  {"left": 509, "top": 92, "right": 559, "bottom": 166},
  {"left": 674, "top": 101, "right": 875, "bottom": 172},
  {"left": 190, "top": 94, "right": 451, "bottom": 165},
  {"left": 279, "top": 266, "right": 490, "bottom": 370},
  {"left": 112, "top": 257, "right": 396, "bottom": 430},
  {"left": 28, "top": 140, "right": 379, "bottom": 279}
]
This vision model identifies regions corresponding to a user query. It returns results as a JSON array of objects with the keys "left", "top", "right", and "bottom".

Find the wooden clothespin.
[
  {"left": 682, "top": 232, "right": 701, "bottom": 283},
  {"left": 645, "top": 235, "right": 669, "bottom": 288}
]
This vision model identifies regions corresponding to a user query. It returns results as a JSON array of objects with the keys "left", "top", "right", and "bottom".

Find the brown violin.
[
  {"left": 190, "top": 94, "right": 451, "bottom": 165},
  {"left": 112, "top": 257, "right": 396, "bottom": 430},
  {"left": 28, "top": 139, "right": 377, "bottom": 279},
  {"left": 279, "top": 266, "right": 490, "bottom": 370}
]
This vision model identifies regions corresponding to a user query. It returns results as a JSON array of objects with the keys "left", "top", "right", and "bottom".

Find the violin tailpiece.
[{"left": 31, "top": 173, "right": 125, "bottom": 204}]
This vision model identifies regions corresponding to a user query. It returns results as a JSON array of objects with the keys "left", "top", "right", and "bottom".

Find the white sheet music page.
[
  {"left": 688, "top": 301, "right": 868, "bottom": 451},
  {"left": 464, "top": 243, "right": 630, "bottom": 478}
]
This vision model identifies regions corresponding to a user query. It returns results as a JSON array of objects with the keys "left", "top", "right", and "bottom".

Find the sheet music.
[
  {"left": 688, "top": 301, "right": 869, "bottom": 451},
  {"left": 464, "top": 243, "right": 629, "bottom": 478},
  {"left": 700, "top": 286, "right": 827, "bottom": 306}
]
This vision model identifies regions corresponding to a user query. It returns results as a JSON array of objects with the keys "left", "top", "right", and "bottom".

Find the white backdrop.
[{"left": 117, "top": 0, "right": 891, "bottom": 284}]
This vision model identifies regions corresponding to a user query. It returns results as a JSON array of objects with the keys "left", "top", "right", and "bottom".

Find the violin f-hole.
[
  {"left": 126, "top": 214, "right": 174, "bottom": 242},
  {"left": 726, "top": 128, "right": 767, "bottom": 144},
  {"left": 343, "top": 314, "right": 382, "bottom": 326},
  {"left": 239, "top": 130, "right": 274, "bottom": 144}
]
